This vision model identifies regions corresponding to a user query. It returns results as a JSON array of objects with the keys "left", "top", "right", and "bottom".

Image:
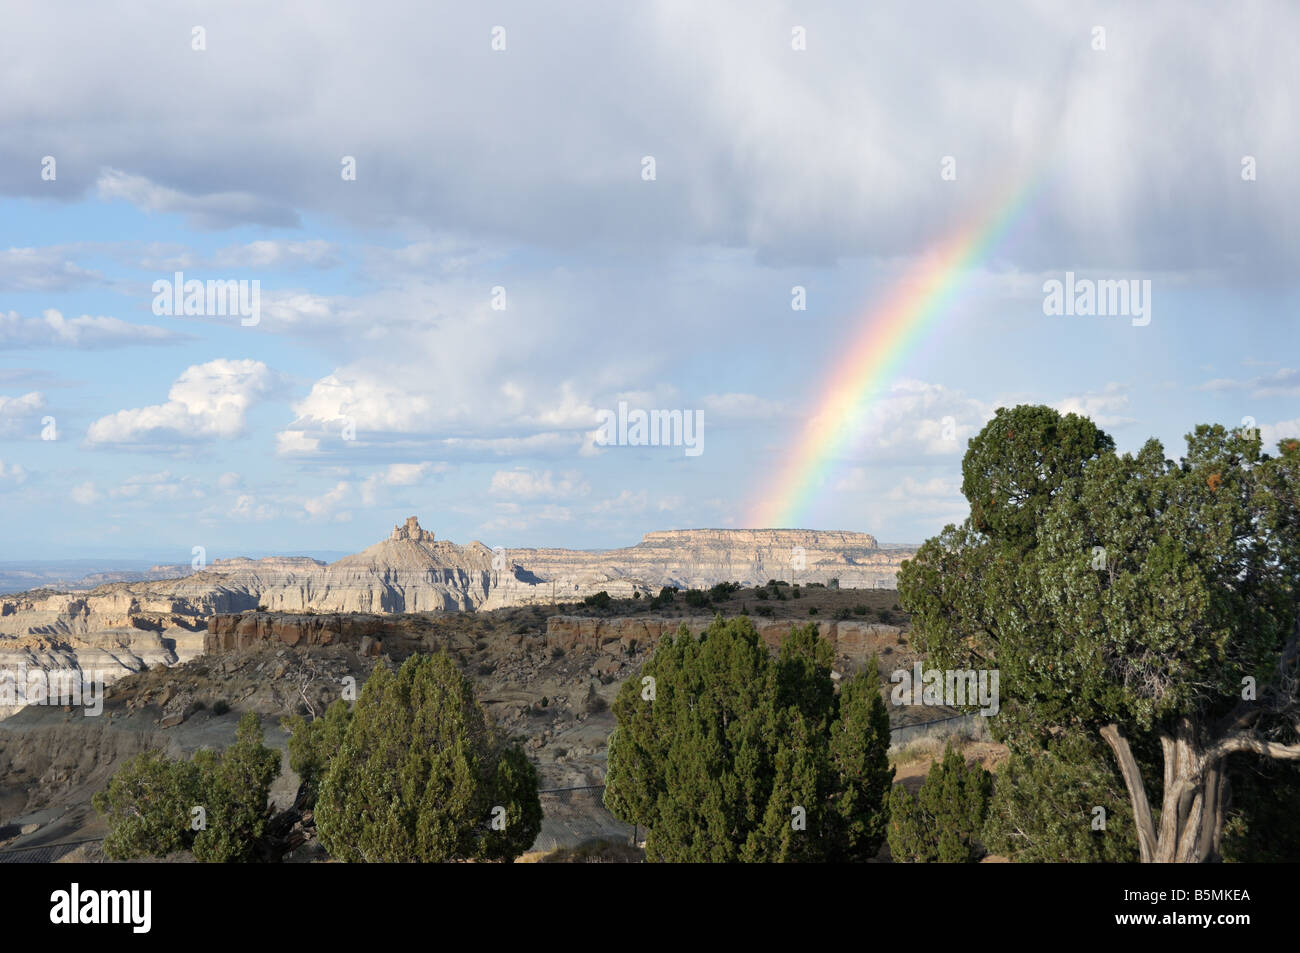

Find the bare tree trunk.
[
  {"left": 1102, "top": 719, "right": 1223, "bottom": 863},
  {"left": 1099, "top": 723, "right": 1157, "bottom": 862},
  {"left": 1101, "top": 610, "right": 1300, "bottom": 862}
]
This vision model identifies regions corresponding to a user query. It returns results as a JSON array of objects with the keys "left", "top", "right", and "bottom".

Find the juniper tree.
[
  {"left": 604, "top": 616, "right": 893, "bottom": 862},
  {"left": 283, "top": 698, "right": 353, "bottom": 808},
  {"left": 93, "top": 711, "right": 280, "bottom": 862},
  {"left": 314, "top": 652, "right": 541, "bottom": 862},
  {"left": 899, "top": 405, "right": 1300, "bottom": 863},
  {"left": 887, "top": 742, "right": 992, "bottom": 863},
  {"left": 93, "top": 750, "right": 202, "bottom": 860},
  {"left": 192, "top": 711, "right": 281, "bottom": 862}
]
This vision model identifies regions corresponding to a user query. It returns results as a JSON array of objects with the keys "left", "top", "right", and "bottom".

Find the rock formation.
[
  {"left": 0, "top": 516, "right": 916, "bottom": 713},
  {"left": 205, "top": 613, "right": 386, "bottom": 656},
  {"left": 542, "top": 614, "right": 904, "bottom": 664}
]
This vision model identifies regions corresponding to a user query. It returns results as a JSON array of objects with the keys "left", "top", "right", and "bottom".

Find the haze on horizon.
[{"left": 1, "top": 0, "right": 1297, "bottom": 562}]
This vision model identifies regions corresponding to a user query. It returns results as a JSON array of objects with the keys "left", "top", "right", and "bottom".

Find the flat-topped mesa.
[
  {"left": 391, "top": 516, "right": 436, "bottom": 543},
  {"left": 637, "top": 528, "right": 879, "bottom": 550}
]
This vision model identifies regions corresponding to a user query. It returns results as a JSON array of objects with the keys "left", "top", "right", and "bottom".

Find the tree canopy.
[
  {"left": 604, "top": 616, "right": 893, "bottom": 862},
  {"left": 899, "top": 404, "right": 1300, "bottom": 862},
  {"left": 314, "top": 652, "right": 542, "bottom": 862}
]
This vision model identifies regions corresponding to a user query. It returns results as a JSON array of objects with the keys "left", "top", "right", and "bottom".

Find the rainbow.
[{"left": 748, "top": 171, "right": 1045, "bottom": 528}]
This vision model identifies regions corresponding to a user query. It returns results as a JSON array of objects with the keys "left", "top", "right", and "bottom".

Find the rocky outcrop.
[
  {"left": 543, "top": 615, "right": 903, "bottom": 663},
  {"left": 205, "top": 613, "right": 386, "bottom": 656}
]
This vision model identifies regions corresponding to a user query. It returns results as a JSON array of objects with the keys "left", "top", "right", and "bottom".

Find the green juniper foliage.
[
  {"left": 899, "top": 405, "right": 1300, "bottom": 862},
  {"left": 887, "top": 742, "right": 991, "bottom": 863},
  {"left": 314, "top": 652, "right": 541, "bottom": 862},
  {"left": 93, "top": 750, "right": 203, "bottom": 860},
  {"left": 191, "top": 712, "right": 282, "bottom": 862},
  {"left": 983, "top": 728, "right": 1139, "bottom": 863},
  {"left": 604, "top": 616, "right": 893, "bottom": 862},
  {"left": 283, "top": 698, "right": 353, "bottom": 808},
  {"left": 93, "top": 711, "right": 280, "bottom": 862}
]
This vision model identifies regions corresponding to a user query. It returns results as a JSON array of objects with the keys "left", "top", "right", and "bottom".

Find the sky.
[{"left": 0, "top": 1, "right": 1296, "bottom": 561}]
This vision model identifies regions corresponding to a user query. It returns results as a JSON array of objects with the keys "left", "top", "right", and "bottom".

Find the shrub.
[
  {"left": 212, "top": 699, "right": 230, "bottom": 716},
  {"left": 755, "top": 588, "right": 769, "bottom": 600},
  {"left": 191, "top": 713, "right": 282, "bottom": 862},
  {"left": 708, "top": 581, "right": 740, "bottom": 601},
  {"left": 584, "top": 591, "right": 612, "bottom": 609},
  {"left": 983, "top": 729, "right": 1137, "bottom": 863},
  {"left": 93, "top": 712, "right": 280, "bottom": 863},
  {"left": 315, "top": 653, "right": 542, "bottom": 862},
  {"left": 283, "top": 699, "right": 353, "bottom": 809},
  {"left": 887, "top": 743, "right": 991, "bottom": 863},
  {"left": 808, "top": 607, "right": 819, "bottom": 616},
  {"left": 605, "top": 619, "right": 893, "bottom": 862},
  {"left": 683, "top": 589, "right": 710, "bottom": 608},
  {"left": 93, "top": 751, "right": 201, "bottom": 860}
]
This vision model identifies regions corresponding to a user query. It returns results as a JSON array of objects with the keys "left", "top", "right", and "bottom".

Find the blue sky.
[{"left": 0, "top": 1, "right": 1296, "bottom": 561}]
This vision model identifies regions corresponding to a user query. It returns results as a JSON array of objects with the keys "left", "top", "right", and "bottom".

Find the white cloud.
[
  {"left": 275, "top": 430, "right": 321, "bottom": 456},
  {"left": 71, "top": 481, "right": 100, "bottom": 505},
  {"left": 833, "top": 379, "right": 991, "bottom": 461},
  {"left": 1198, "top": 368, "right": 1300, "bottom": 398},
  {"left": 833, "top": 468, "right": 869, "bottom": 493},
  {"left": 0, "top": 4, "right": 1285, "bottom": 273},
  {"left": 0, "top": 391, "right": 44, "bottom": 436},
  {"left": 448, "top": 433, "right": 588, "bottom": 456},
  {"left": 230, "top": 494, "right": 276, "bottom": 521},
  {"left": 0, "top": 391, "right": 44, "bottom": 418},
  {"left": 360, "top": 461, "right": 447, "bottom": 504},
  {"left": 1055, "top": 383, "right": 1136, "bottom": 429},
  {"left": 594, "top": 489, "right": 648, "bottom": 513},
  {"left": 1198, "top": 378, "right": 1242, "bottom": 393},
  {"left": 1249, "top": 368, "right": 1300, "bottom": 399},
  {"left": 0, "top": 247, "right": 103, "bottom": 292},
  {"left": 218, "top": 471, "right": 242, "bottom": 490},
  {"left": 0, "top": 309, "right": 182, "bottom": 349},
  {"left": 86, "top": 358, "right": 275, "bottom": 448},
  {"left": 213, "top": 240, "right": 337, "bottom": 269},
  {"left": 0, "top": 460, "right": 27, "bottom": 484},
  {"left": 1259, "top": 418, "right": 1300, "bottom": 451},
  {"left": 490, "top": 468, "right": 590, "bottom": 499},
  {"left": 111, "top": 470, "right": 204, "bottom": 501},
  {"left": 303, "top": 481, "right": 352, "bottom": 521},
  {"left": 886, "top": 476, "right": 964, "bottom": 502},
  {"left": 96, "top": 169, "right": 298, "bottom": 230}
]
